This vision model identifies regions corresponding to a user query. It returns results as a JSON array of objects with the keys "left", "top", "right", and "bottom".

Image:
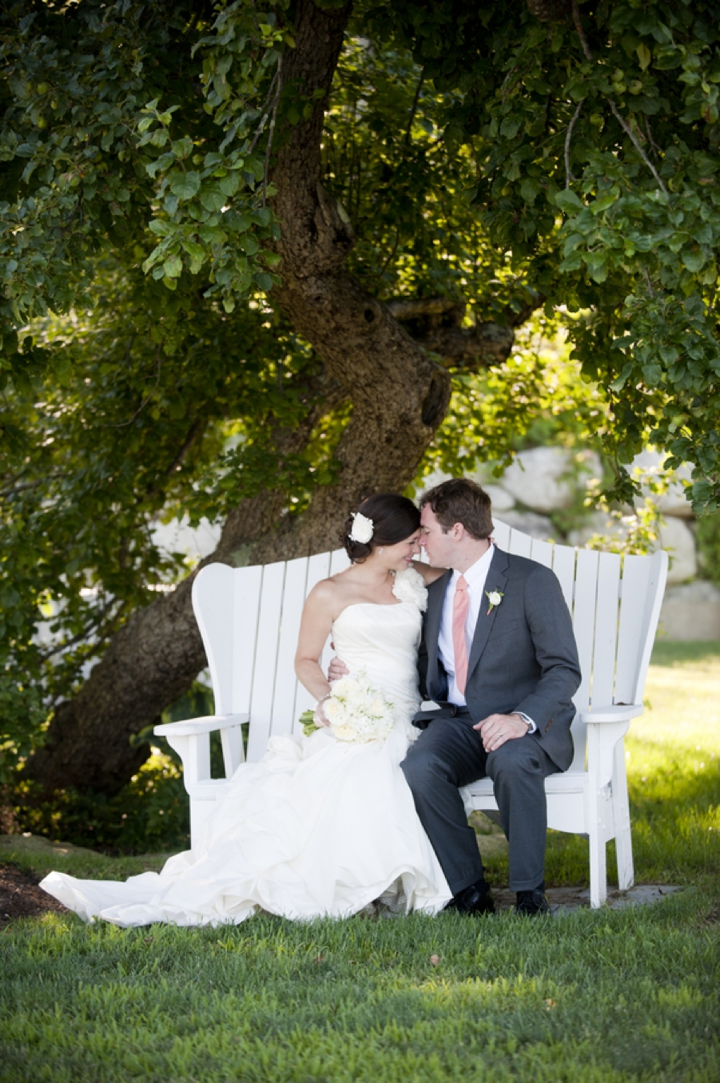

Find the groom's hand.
[
  {"left": 327, "top": 656, "right": 349, "bottom": 682},
  {"left": 475, "top": 713, "right": 529, "bottom": 752}
]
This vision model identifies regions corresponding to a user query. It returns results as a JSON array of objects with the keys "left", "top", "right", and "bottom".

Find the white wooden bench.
[{"left": 155, "top": 521, "right": 668, "bottom": 908}]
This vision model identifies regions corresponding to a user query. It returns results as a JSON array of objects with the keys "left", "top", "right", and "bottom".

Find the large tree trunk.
[{"left": 21, "top": 0, "right": 521, "bottom": 799}]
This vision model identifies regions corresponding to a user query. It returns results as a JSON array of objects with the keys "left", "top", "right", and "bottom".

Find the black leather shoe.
[
  {"left": 514, "top": 887, "right": 550, "bottom": 915},
  {"left": 444, "top": 878, "right": 495, "bottom": 915}
]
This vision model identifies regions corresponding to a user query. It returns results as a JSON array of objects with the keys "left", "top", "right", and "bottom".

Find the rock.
[
  {"left": 151, "top": 514, "right": 222, "bottom": 561},
  {"left": 658, "top": 580, "right": 720, "bottom": 640},
  {"left": 631, "top": 449, "right": 694, "bottom": 518},
  {"left": 415, "top": 470, "right": 452, "bottom": 495},
  {"left": 568, "top": 512, "right": 631, "bottom": 549},
  {"left": 483, "top": 483, "right": 515, "bottom": 511},
  {"left": 657, "top": 518, "right": 697, "bottom": 583},
  {"left": 501, "top": 447, "right": 602, "bottom": 514},
  {"left": 568, "top": 512, "right": 696, "bottom": 582},
  {"left": 495, "top": 509, "right": 555, "bottom": 540}
]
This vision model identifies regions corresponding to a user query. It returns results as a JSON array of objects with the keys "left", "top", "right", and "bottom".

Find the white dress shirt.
[
  {"left": 438, "top": 545, "right": 495, "bottom": 707},
  {"left": 437, "top": 545, "right": 536, "bottom": 732}
]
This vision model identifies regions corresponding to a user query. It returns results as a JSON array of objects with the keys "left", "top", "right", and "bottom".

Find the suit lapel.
[
  {"left": 425, "top": 570, "right": 451, "bottom": 686},
  {"left": 467, "top": 547, "right": 509, "bottom": 681}
]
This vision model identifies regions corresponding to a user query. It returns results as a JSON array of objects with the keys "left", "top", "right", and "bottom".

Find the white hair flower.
[{"left": 349, "top": 511, "right": 374, "bottom": 544}]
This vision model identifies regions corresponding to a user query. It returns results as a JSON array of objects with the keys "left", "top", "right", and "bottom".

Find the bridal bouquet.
[{"left": 300, "top": 673, "right": 395, "bottom": 744}]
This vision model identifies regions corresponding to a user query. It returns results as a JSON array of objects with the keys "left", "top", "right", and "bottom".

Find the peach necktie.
[{"left": 452, "top": 574, "right": 469, "bottom": 694}]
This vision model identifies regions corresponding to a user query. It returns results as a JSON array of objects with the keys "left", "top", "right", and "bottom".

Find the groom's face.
[{"left": 420, "top": 506, "right": 458, "bottom": 568}]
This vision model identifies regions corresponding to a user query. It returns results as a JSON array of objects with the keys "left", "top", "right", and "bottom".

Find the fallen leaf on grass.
[{"left": 429, "top": 954, "right": 440, "bottom": 966}]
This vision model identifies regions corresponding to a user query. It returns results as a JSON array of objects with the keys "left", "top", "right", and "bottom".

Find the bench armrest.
[
  {"left": 153, "top": 713, "right": 249, "bottom": 790},
  {"left": 154, "top": 713, "right": 249, "bottom": 738},
  {"left": 579, "top": 706, "right": 642, "bottom": 791},
  {"left": 578, "top": 705, "right": 644, "bottom": 724}
]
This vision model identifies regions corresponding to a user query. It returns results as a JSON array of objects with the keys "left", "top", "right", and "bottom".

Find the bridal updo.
[{"left": 343, "top": 493, "right": 421, "bottom": 563}]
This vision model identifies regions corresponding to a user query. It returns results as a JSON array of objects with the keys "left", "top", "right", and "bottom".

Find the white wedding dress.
[{"left": 40, "top": 571, "right": 452, "bottom": 926}]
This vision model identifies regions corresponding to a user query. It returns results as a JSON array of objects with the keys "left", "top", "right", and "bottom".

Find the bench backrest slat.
[
  {"left": 267, "top": 555, "right": 313, "bottom": 745},
  {"left": 616, "top": 550, "right": 667, "bottom": 706},
  {"left": 247, "top": 559, "right": 287, "bottom": 757},
  {"left": 592, "top": 551, "right": 622, "bottom": 706},
  {"left": 549, "top": 542, "right": 576, "bottom": 613}
]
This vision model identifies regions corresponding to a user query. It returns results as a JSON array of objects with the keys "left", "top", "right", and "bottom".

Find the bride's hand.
[{"left": 327, "top": 656, "right": 349, "bottom": 683}]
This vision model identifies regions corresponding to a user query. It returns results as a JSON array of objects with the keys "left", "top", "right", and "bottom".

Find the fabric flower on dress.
[
  {"left": 392, "top": 567, "right": 428, "bottom": 612},
  {"left": 349, "top": 511, "right": 374, "bottom": 544}
]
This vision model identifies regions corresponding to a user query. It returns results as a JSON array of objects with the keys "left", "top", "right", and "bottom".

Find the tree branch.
[
  {"left": 564, "top": 99, "right": 583, "bottom": 188},
  {"left": 386, "top": 295, "right": 545, "bottom": 369},
  {"left": 403, "top": 66, "right": 425, "bottom": 146}
]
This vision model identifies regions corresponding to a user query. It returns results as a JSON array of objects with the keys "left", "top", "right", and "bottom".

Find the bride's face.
[{"left": 376, "top": 530, "right": 421, "bottom": 569}]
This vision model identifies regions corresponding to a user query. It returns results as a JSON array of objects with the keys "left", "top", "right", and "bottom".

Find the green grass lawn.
[{"left": 1, "top": 641, "right": 719, "bottom": 1083}]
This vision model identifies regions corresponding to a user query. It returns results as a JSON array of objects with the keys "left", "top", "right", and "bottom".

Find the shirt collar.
[{"left": 451, "top": 542, "right": 494, "bottom": 588}]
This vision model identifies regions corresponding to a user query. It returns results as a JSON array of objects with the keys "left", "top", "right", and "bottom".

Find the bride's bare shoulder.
[
  {"left": 410, "top": 561, "right": 446, "bottom": 585},
  {"left": 306, "top": 568, "right": 356, "bottom": 605}
]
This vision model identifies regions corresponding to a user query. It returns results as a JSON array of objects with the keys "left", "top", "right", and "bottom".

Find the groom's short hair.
[{"left": 420, "top": 478, "right": 493, "bottom": 540}]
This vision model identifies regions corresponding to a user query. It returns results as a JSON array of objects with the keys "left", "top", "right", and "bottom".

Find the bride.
[{"left": 40, "top": 493, "right": 453, "bottom": 926}]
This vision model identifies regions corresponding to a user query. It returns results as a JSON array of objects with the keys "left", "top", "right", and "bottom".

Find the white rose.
[
  {"left": 488, "top": 591, "right": 503, "bottom": 607},
  {"left": 332, "top": 676, "right": 360, "bottom": 699},
  {"left": 333, "top": 723, "right": 356, "bottom": 742},
  {"left": 324, "top": 698, "right": 342, "bottom": 720}
]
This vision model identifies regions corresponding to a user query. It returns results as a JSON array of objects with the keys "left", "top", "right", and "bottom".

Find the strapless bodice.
[{"left": 331, "top": 600, "right": 422, "bottom": 719}]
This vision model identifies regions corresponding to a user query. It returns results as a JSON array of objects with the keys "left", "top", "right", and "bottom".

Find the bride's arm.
[
  {"left": 411, "top": 560, "right": 446, "bottom": 584},
  {"left": 294, "top": 581, "right": 336, "bottom": 709}
]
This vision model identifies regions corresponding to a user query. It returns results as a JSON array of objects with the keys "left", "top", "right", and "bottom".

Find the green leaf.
[
  {"left": 584, "top": 251, "right": 608, "bottom": 283},
  {"left": 218, "top": 172, "right": 240, "bottom": 198},
  {"left": 555, "top": 189, "right": 584, "bottom": 213},
  {"left": 199, "top": 186, "right": 226, "bottom": 213},
  {"left": 681, "top": 249, "right": 706, "bottom": 273},
  {"left": 591, "top": 189, "right": 620, "bottom": 213},
  {"left": 148, "top": 220, "right": 173, "bottom": 236},
  {"left": 169, "top": 172, "right": 201, "bottom": 200},
  {"left": 239, "top": 233, "right": 259, "bottom": 256},
  {"left": 162, "top": 254, "right": 183, "bottom": 279},
  {"left": 499, "top": 115, "right": 522, "bottom": 139},
  {"left": 180, "top": 240, "right": 207, "bottom": 274},
  {"left": 519, "top": 178, "right": 540, "bottom": 203}
]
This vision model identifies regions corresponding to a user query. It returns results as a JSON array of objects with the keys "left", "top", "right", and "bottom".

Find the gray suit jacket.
[{"left": 416, "top": 547, "right": 582, "bottom": 771}]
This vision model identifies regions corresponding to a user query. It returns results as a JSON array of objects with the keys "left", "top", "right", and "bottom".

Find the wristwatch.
[{"left": 517, "top": 711, "right": 536, "bottom": 734}]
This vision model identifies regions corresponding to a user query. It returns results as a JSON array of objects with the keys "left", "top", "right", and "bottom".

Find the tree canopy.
[{"left": 1, "top": 0, "right": 719, "bottom": 813}]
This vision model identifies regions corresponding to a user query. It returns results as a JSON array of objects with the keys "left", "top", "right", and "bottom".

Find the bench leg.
[
  {"left": 613, "top": 741, "right": 634, "bottom": 891},
  {"left": 588, "top": 816, "right": 608, "bottom": 909}
]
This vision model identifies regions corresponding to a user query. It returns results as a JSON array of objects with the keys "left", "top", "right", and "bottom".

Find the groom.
[{"left": 401, "top": 478, "right": 581, "bottom": 916}]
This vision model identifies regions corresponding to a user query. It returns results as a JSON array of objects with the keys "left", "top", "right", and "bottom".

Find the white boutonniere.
[{"left": 485, "top": 589, "right": 504, "bottom": 615}]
